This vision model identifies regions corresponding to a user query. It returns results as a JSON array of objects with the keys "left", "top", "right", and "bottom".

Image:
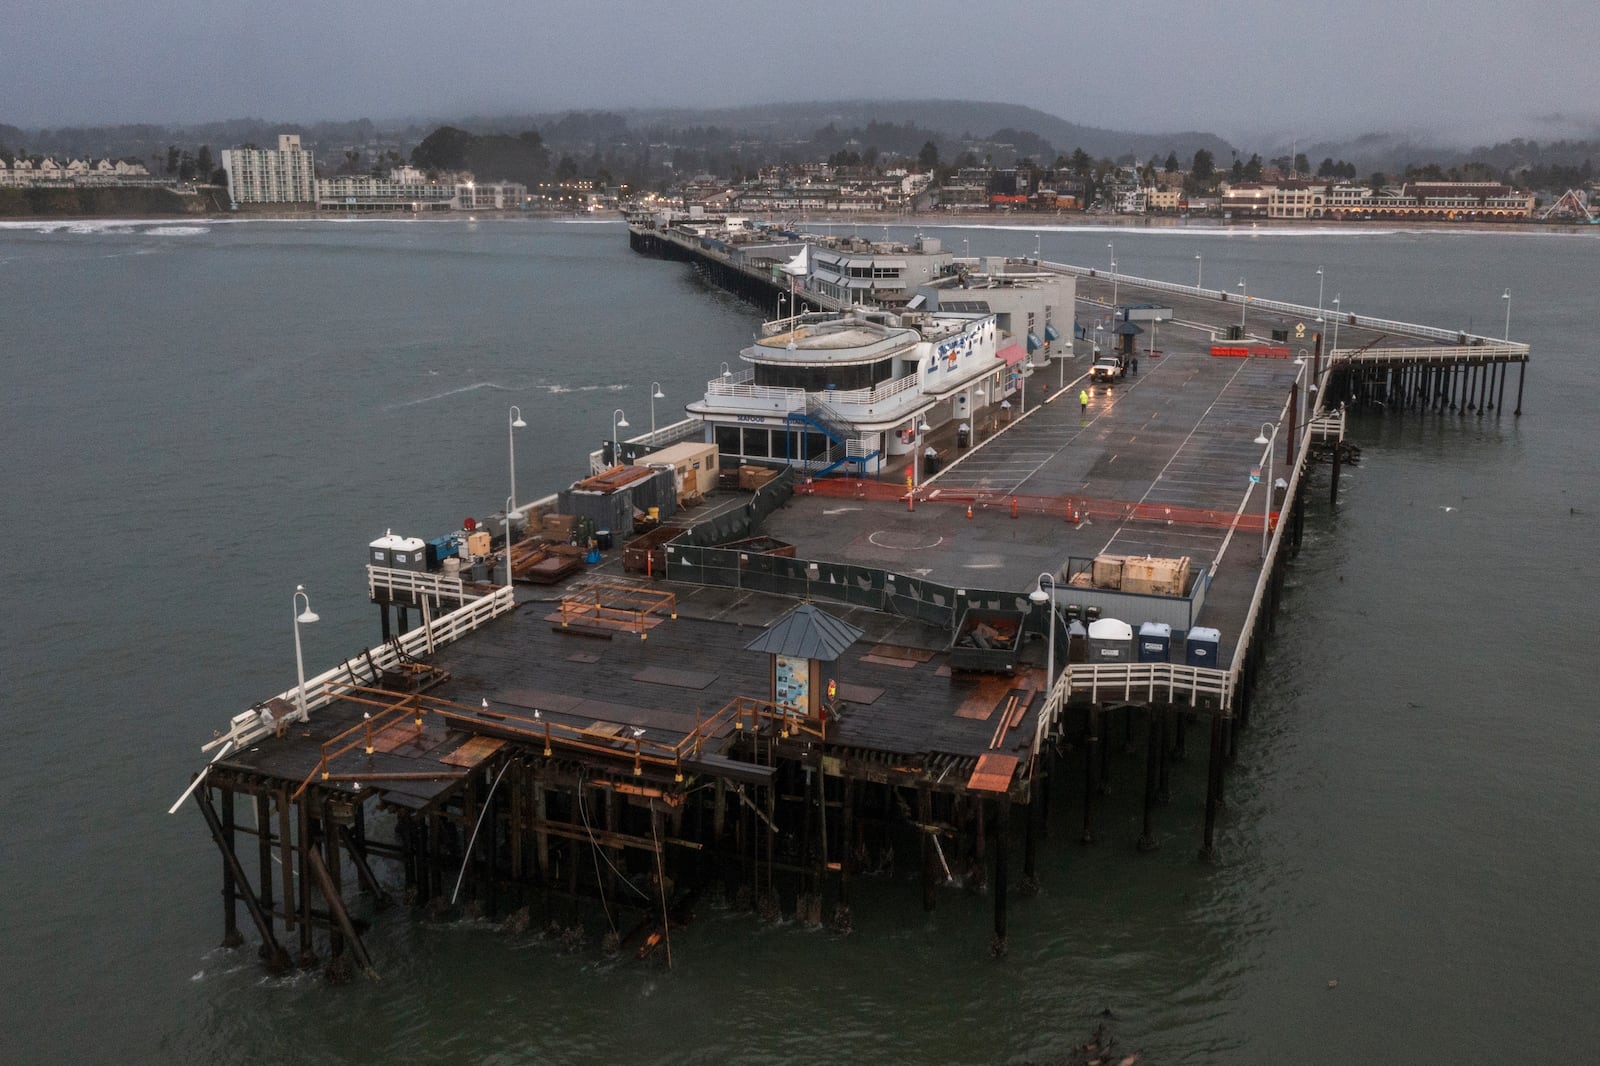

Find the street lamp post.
[
  {"left": 719, "top": 361, "right": 733, "bottom": 379},
  {"left": 1107, "top": 241, "right": 1118, "bottom": 312},
  {"left": 911, "top": 418, "right": 931, "bottom": 490},
  {"left": 1331, "top": 294, "right": 1342, "bottom": 357},
  {"left": 1315, "top": 266, "right": 1325, "bottom": 321},
  {"left": 650, "top": 381, "right": 665, "bottom": 440},
  {"left": 1236, "top": 277, "right": 1248, "bottom": 335},
  {"left": 1028, "top": 572, "right": 1060, "bottom": 708},
  {"left": 292, "top": 585, "right": 319, "bottom": 722},
  {"left": 611, "top": 408, "right": 629, "bottom": 465},
  {"left": 507, "top": 405, "right": 526, "bottom": 515},
  {"left": 1195, "top": 253, "right": 1203, "bottom": 289},
  {"left": 1502, "top": 289, "right": 1512, "bottom": 341},
  {"left": 504, "top": 495, "right": 516, "bottom": 587},
  {"left": 1034, "top": 233, "right": 1041, "bottom": 260},
  {"left": 1252, "top": 422, "right": 1278, "bottom": 559}
]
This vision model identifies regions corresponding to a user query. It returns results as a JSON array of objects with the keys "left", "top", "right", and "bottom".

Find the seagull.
[
  {"left": 1440, "top": 506, "right": 1455, "bottom": 513},
  {"left": 482, "top": 698, "right": 489, "bottom": 708},
  {"left": 363, "top": 711, "right": 371, "bottom": 719},
  {"left": 533, "top": 709, "right": 541, "bottom": 719},
  {"left": 631, "top": 727, "right": 646, "bottom": 738}
]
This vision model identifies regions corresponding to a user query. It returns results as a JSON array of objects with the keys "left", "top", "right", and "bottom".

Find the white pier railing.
[{"left": 199, "top": 584, "right": 516, "bottom": 756}]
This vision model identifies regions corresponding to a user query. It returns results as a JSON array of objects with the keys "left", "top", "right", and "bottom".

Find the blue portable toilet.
[
  {"left": 1138, "top": 622, "right": 1172, "bottom": 662},
  {"left": 1186, "top": 626, "right": 1221, "bottom": 667}
]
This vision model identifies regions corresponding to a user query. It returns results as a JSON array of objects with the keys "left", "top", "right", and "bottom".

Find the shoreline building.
[
  {"left": 1221, "top": 179, "right": 1535, "bottom": 221},
  {"left": 315, "top": 167, "right": 529, "bottom": 213},
  {"left": 221, "top": 135, "right": 316, "bottom": 205}
]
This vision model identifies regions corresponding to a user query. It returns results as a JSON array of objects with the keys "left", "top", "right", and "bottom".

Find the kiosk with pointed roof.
[{"left": 743, "top": 602, "right": 863, "bottom": 728}]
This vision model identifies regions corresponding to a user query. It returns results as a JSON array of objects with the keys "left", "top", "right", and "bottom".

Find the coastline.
[
  {"left": 3, "top": 206, "right": 1593, "bottom": 238},
  {"left": 785, "top": 209, "right": 1595, "bottom": 238}
]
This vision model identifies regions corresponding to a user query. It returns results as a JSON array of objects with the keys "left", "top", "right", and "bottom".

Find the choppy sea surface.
[{"left": 3, "top": 216, "right": 1597, "bottom": 1064}]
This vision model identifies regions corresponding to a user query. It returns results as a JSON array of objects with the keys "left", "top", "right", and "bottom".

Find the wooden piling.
[
  {"left": 255, "top": 793, "right": 274, "bottom": 938},
  {"left": 220, "top": 787, "right": 243, "bottom": 948},
  {"left": 296, "top": 801, "right": 316, "bottom": 966},
  {"left": 1137, "top": 712, "right": 1161, "bottom": 852},
  {"left": 1202, "top": 715, "right": 1225, "bottom": 861},
  {"left": 195, "top": 784, "right": 290, "bottom": 973},
  {"left": 992, "top": 799, "right": 1009, "bottom": 957}
]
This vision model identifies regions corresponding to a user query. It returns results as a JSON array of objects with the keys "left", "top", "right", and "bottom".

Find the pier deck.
[{"left": 185, "top": 237, "right": 1533, "bottom": 978}]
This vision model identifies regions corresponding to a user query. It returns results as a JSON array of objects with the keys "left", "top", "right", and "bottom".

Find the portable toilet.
[
  {"left": 368, "top": 530, "right": 405, "bottom": 568},
  {"left": 1138, "top": 622, "right": 1172, "bottom": 662},
  {"left": 1186, "top": 626, "right": 1222, "bottom": 667},
  {"left": 1086, "top": 618, "right": 1134, "bottom": 662},
  {"left": 388, "top": 535, "right": 427, "bottom": 572},
  {"left": 1066, "top": 619, "right": 1088, "bottom": 664}
]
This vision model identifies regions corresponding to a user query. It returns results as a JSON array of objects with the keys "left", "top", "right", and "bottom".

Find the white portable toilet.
[{"left": 1086, "top": 618, "right": 1134, "bottom": 662}]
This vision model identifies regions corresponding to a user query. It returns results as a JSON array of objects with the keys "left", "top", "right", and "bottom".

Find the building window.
[{"left": 742, "top": 428, "right": 771, "bottom": 458}]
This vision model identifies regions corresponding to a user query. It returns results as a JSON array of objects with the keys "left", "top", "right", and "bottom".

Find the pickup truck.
[{"left": 1090, "top": 353, "right": 1127, "bottom": 382}]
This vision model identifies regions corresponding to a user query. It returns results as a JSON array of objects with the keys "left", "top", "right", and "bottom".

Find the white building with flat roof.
[{"left": 221, "top": 134, "right": 316, "bottom": 204}]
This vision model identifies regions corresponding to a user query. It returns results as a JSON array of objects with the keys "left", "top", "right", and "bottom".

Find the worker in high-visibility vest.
[{"left": 1079, "top": 389, "right": 1089, "bottom": 413}]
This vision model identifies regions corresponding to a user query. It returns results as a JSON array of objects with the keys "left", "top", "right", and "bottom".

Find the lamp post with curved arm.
[
  {"left": 611, "top": 408, "right": 629, "bottom": 465},
  {"left": 292, "top": 585, "right": 319, "bottom": 722},
  {"left": 1252, "top": 422, "right": 1278, "bottom": 559},
  {"left": 1028, "top": 572, "right": 1060, "bottom": 706},
  {"left": 911, "top": 418, "right": 931, "bottom": 490},
  {"left": 507, "top": 405, "right": 526, "bottom": 514},
  {"left": 504, "top": 495, "right": 516, "bottom": 587}
]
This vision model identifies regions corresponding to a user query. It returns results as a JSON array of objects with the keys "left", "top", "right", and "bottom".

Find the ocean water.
[{"left": 2, "top": 216, "right": 1596, "bottom": 1064}]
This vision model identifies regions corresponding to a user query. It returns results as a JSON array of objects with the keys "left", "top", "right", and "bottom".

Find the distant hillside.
[
  {"left": 1296, "top": 124, "right": 1600, "bottom": 177},
  {"left": 483, "top": 99, "right": 1237, "bottom": 165}
]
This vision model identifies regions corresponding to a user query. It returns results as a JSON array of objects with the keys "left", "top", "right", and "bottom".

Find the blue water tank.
[
  {"left": 1186, "top": 627, "right": 1222, "bottom": 667},
  {"left": 1138, "top": 622, "right": 1172, "bottom": 662}
]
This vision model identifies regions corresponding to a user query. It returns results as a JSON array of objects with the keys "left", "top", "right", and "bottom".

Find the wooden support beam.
[
  {"left": 1082, "top": 707, "right": 1098, "bottom": 844},
  {"left": 220, "top": 788, "right": 243, "bottom": 949},
  {"left": 255, "top": 793, "right": 274, "bottom": 934},
  {"left": 305, "top": 846, "right": 379, "bottom": 981},
  {"left": 277, "top": 789, "right": 295, "bottom": 934},
  {"left": 992, "top": 799, "right": 1009, "bottom": 957},
  {"left": 530, "top": 817, "right": 704, "bottom": 854},
  {"left": 323, "top": 807, "right": 347, "bottom": 967},
  {"left": 338, "top": 824, "right": 392, "bottom": 905},
  {"left": 296, "top": 801, "right": 315, "bottom": 966},
  {"left": 1202, "top": 715, "right": 1225, "bottom": 861},
  {"left": 193, "top": 782, "right": 289, "bottom": 973},
  {"left": 1138, "top": 711, "right": 1162, "bottom": 852}
]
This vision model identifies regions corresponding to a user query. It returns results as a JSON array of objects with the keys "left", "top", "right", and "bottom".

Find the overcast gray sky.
[{"left": 6, "top": 0, "right": 1597, "bottom": 143}]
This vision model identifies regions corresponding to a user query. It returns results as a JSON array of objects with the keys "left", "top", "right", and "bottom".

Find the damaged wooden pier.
[{"left": 179, "top": 251, "right": 1532, "bottom": 980}]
